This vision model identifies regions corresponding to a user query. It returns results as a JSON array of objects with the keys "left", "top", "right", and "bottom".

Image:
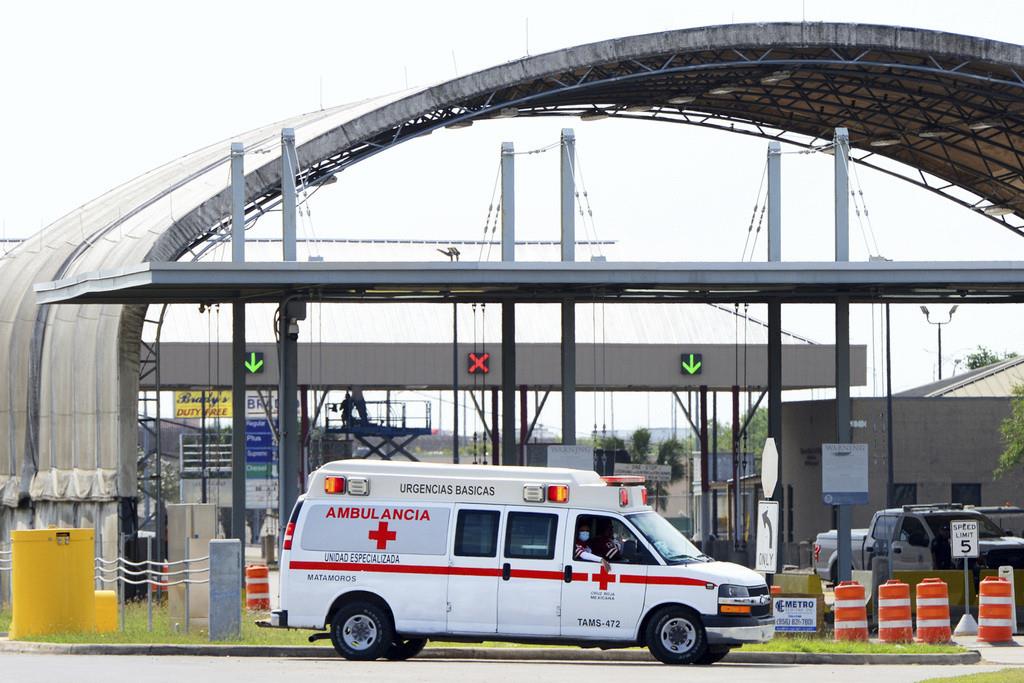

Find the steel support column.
[
  {"left": 519, "top": 385, "right": 528, "bottom": 466},
  {"left": 491, "top": 388, "right": 499, "bottom": 466},
  {"left": 731, "top": 385, "right": 740, "bottom": 548},
  {"left": 501, "top": 304, "right": 516, "bottom": 465},
  {"left": 767, "top": 140, "right": 784, "bottom": 572},
  {"left": 231, "top": 304, "right": 245, "bottom": 544},
  {"left": 501, "top": 141, "right": 516, "bottom": 464},
  {"left": 277, "top": 128, "right": 300, "bottom": 538},
  {"left": 834, "top": 127, "right": 853, "bottom": 583},
  {"left": 281, "top": 128, "right": 297, "bottom": 261},
  {"left": 230, "top": 142, "right": 246, "bottom": 548},
  {"left": 699, "top": 385, "right": 710, "bottom": 545},
  {"left": 560, "top": 128, "right": 576, "bottom": 445}
]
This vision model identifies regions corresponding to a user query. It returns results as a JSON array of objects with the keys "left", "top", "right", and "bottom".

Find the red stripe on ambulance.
[{"left": 289, "top": 560, "right": 711, "bottom": 587}]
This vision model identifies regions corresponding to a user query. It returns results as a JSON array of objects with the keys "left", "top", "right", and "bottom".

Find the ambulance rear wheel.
[
  {"left": 645, "top": 607, "right": 708, "bottom": 665},
  {"left": 329, "top": 601, "right": 394, "bottom": 661},
  {"left": 385, "top": 637, "right": 428, "bottom": 660}
]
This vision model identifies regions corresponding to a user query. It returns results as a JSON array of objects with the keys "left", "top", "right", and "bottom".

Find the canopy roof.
[{"left": 3, "top": 22, "right": 1023, "bottom": 508}]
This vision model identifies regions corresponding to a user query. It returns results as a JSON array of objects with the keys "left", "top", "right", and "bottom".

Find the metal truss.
[{"left": 172, "top": 41, "right": 1023, "bottom": 265}]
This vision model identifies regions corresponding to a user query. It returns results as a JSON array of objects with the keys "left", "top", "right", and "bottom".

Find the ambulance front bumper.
[{"left": 704, "top": 615, "right": 774, "bottom": 644}]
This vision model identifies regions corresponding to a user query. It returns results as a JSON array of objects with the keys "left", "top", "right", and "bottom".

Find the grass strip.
[
  {"left": 738, "top": 638, "right": 965, "bottom": 655},
  {"left": 1, "top": 603, "right": 966, "bottom": 655},
  {"left": 916, "top": 671, "right": 1024, "bottom": 683}
]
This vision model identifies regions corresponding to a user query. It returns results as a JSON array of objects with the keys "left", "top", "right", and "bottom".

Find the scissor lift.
[{"left": 324, "top": 399, "right": 432, "bottom": 461}]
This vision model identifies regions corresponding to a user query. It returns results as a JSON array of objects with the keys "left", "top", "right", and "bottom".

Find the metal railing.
[
  {"left": 94, "top": 536, "right": 209, "bottom": 632},
  {"left": 0, "top": 547, "right": 11, "bottom": 611},
  {"left": 179, "top": 434, "right": 232, "bottom": 476}
]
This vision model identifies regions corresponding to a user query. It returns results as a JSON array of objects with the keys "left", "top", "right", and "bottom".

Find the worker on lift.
[{"left": 351, "top": 388, "right": 369, "bottom": 425}]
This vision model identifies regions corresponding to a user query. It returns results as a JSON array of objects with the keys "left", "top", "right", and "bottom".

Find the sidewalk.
[
  {"left": 954, "top": 634, "right": 1024, "bottom": 665},
  {"left": 0, "top": 639, "right": 985, "bottom": 664}
]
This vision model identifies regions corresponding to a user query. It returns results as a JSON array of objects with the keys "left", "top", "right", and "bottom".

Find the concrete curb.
[{"left": 0, "top": 639, "right": 982, "bottom": 664}]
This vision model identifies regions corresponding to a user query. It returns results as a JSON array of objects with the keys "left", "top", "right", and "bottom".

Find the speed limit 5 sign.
[{"left": 951, "top": 520, "right": 979, "bottom": 559}]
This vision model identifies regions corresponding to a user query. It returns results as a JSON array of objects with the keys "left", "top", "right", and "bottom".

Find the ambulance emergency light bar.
[
  {"left": 324, "top": 476, "right": 370, "bottom": 496},
  {"left": 319, "top": 468, "right": 647, "bottom": 507}
]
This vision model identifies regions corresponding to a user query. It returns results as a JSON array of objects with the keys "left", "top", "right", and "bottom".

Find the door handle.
[
  {"left": 893, "top": 546, "right": 902, "bottom": 554},
  {"left": 502, "top": 562, "right": 511, "bottom": 581},
  {"left": 564, "top": 565, "right": 573, "bottom": 583}
]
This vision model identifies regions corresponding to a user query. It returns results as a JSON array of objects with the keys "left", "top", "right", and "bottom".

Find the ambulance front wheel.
[
  {"left": 329, "top": 600, "right": 395, "bottom": 661},
  {"left": 385, "top": 637, "right": 428, "bottom": 660},
  {"left": 645, "top": 606, "right": 708, "bottom": 665}
]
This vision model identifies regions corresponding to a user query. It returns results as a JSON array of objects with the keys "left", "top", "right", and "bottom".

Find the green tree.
[
  {"left": 745, "top": 408, "right": 768, "bottom": 457},
  {"left": 996, "top": 385, "right": 1024, "bottom": 477},
  {"left": 628, "top": 428, "right": 652, "bottom": 464},
  {"left": 966, "top": 345, "right": 1018, "bottom": 370},
  {"left": 655, "top": 438, "right": 687, "bottom": 484},
  {"left": 594, "top": 434, "right": 625, "bottom": 451}
]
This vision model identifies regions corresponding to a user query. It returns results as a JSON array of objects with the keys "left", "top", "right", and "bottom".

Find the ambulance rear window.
[
  {"left": 454, "top": 509, "right": 500, "bottom": 557},
  {"left": 505, "top": 512, "right": 558, "bottom": 560}
]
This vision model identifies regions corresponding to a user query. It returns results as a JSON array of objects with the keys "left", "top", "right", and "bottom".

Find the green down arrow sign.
[
  {"left": 244, "top": 352, "right": 265, "bottom": 374},
  {"left": 680, "top": 353, "right": 702, "bottom": 375}
]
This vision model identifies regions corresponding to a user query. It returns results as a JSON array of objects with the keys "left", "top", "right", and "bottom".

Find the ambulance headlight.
[{"left": 718, "top": 584, "right": 750, "bottom": 598}]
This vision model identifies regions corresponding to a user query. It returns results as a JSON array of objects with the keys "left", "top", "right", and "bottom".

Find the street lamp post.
[{"left": 920, "top": 305, "right": 959, "bottom": 380}]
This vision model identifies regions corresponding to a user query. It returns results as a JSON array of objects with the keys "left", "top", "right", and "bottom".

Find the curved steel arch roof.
[{"left": 1, "top": 22, "right": 1022, "bottom": 507}]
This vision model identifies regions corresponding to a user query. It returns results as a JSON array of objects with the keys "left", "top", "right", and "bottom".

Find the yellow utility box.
[
  {"left": 9, "top": 528, "right": 96, "bottom": 638},
  {"left": 94, "top": 590, "right": 118, "bottom": 632}
]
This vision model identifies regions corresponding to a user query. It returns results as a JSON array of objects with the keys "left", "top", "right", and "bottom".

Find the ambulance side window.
[
  {"left": 454, "top": 509, "right": 500, "bottom": 557},
  {"left": 505, "top": 512, "right": 558, "bottom": 560}
]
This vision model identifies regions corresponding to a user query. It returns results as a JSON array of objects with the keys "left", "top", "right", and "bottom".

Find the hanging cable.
[
  {"left": 571, "top": 150, "right": 605, "bottom": 260},
  {"left": 740, "top": 161, "right": 768, "bottom": 261},
  {"left": 592, "top": 301, "right": 598, "bottom": 438},
  {"left": 477, "top": 161, "right": 502, "bottom": 262}
]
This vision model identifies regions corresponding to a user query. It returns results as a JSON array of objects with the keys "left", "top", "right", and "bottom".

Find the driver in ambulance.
[
  {"left": 574, "top": 521, "right": 611, "bottom": 570},
  {"left": 594, "top": 518, "right": 623, "bottom": 562}
]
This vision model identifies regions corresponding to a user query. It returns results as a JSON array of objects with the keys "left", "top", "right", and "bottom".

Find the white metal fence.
[
  {"left": 93, "top": 536, "right": 209, "bottom": 632},
  {"left": 0, "top": 546, "right": 11, "bottom": 612}
]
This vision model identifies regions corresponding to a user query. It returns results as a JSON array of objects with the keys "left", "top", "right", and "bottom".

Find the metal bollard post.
[
  {"left": 146, "top": 536, "right": 153, "bottom": 632},
  {"left": 119, "top": 533, "right": 126, "bottom": 633},
  {"left": 184, "top": 536, "right": 190, "bottom": 634}
]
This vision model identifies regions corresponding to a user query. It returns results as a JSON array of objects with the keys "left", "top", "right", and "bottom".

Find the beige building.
[{"left": 780, "top": 356, "right": 1024, "bottom": 566}]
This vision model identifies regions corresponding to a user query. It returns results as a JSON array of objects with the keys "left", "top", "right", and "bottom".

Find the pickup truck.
[{"left": 813, "top": 504, "right": 1024, "bottom": 582}]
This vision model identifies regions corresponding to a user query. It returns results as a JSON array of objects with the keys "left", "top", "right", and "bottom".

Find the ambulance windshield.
[{"left": 627, "top": 512, "right": 707, "bottom": 564}]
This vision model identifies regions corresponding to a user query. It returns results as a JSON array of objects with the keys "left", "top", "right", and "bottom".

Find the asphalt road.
[{"left": 0, "top": 654, "right": 1008, "bottom": 683}]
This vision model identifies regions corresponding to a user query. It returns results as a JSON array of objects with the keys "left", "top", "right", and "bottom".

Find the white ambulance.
[{"left": 268, "top": 460, "right": 773, "bottom": 665}]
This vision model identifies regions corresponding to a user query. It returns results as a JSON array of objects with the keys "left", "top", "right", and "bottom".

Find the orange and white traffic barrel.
[
  {"left": 246, "top": 564, "right": 271, "bottom": 611},
  {"left": 833, "top": 580, "right": 869, "bottom": 641},
  {"left": 877, "top": 579, "right": 913, "bottom": 643},
  {"left": 978, "top": 576, "right": 1014, "bottom": 643},
  {"left": 915, "top": 577, "right": 952, "bottom": 643},
  {"left": 158, "top": 562, "right": 169, "bottom": 594}
]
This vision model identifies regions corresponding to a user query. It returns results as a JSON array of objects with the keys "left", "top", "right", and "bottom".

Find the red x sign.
[{"left": 467, "top": 352, "right": 490, "bottom": 374}]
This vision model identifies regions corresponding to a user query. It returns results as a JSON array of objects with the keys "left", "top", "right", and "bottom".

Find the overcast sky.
[{"left": 2, "top": 1, "right": 1023, "bottom": 437}]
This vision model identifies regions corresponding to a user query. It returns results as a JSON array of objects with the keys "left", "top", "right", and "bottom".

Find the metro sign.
[{"left": 467, "top": 352, "right": 490, "bottom": 374}]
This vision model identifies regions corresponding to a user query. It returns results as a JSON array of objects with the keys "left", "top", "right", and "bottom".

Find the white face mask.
[{"left": 579, "top": 531, "right": 590, "bottom": 542}]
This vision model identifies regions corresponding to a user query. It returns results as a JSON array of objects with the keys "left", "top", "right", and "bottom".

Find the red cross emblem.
[
  {"left": 468, "top": 352, "right": 490, "bottom": 374},
  {"left": 367, "top": 521, "right": 397, "bottom": 550},
  {"left": 592, "top": 565, "right": 616, "bottom": 591}
]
